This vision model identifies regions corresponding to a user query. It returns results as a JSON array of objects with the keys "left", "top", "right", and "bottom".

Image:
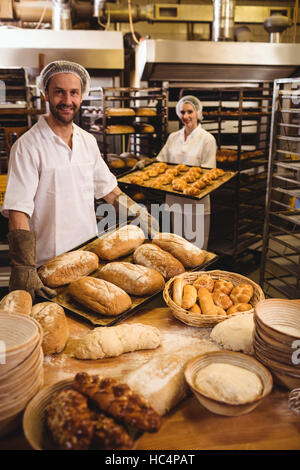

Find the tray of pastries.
[
  {"left": 118, "top": 162, "right": 237, "bottom": 200},
  {"left": 37, "top": 225, "right": 218, "bottom": 327}
]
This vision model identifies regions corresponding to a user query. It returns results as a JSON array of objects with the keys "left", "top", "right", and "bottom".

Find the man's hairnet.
[
  {"left": 37, "top": 60, "right": 91, "bottom": 99},
  {"left": 176, "top": 95, "right": 203, "bottom": 121}
]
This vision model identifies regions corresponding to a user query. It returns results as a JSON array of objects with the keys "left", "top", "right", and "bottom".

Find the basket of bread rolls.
[{"left": 163, "top": 270, "right": 265, "bottom": 327}]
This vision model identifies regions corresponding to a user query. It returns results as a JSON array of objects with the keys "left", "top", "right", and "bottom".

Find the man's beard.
[{"left": 49, "top": 102, "right": 79, "bottom": 124}]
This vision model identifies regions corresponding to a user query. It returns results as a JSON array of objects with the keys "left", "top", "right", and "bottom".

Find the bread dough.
[
  {"left": 210, "top": 313, "right": 254, "bottom": 354},
  {"left": 67, "top": 323, "right": 161, "bottom": 359},
  {"left": 194, "top": 363, "right": 263, "bottom": 404}
]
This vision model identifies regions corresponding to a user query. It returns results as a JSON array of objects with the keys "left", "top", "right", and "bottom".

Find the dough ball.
[{"left": 210, "top": 313, "right": 254, "bottom": 355}]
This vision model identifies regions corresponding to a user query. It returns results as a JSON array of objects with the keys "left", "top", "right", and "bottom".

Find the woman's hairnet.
[
  {"left": 37, "top": 60, "right": 91, "bottom": 99},
  {"left": 176, "top": 95, "right": 203, "bottom": 121}
]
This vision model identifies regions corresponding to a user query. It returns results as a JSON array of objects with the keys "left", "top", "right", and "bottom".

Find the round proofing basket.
[{"left": 163, "top": 270, "right": 265, "bottom": 327}]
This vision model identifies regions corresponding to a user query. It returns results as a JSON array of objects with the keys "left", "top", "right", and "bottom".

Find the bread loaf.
[
  {"left": 105, "top": 108, "right": 135, "bottom": 116},
  {"left": 133, "top": 244, "right": 185, "bottom": 280},
  {"left": 72, "top": 372, "right": 162, "bottom": 433},
  {"left": 152, "top": 233, "right": 206, "bottom": 268},
  {"left": 135, "top": 108, "right": 156, "bottom": 116},
  {"left": 68, "top": 276, "right": 132, "bottom": 316},
  {"left": 0, "top": 290, "right": 32, "bottom": 315},
  {"left": 93, "top": 225, "right": 145, "bottom": 261},
  {"left": 106, "top": 125, "right": 135, "bottom": 134},
  {"left": 31, "top": 302, "right": 69, "bottom": 355},
  {"left": 46, "top": 388, "right": 94, "bottom": 450},
  {"left": 68, "top": 323, "right": 161, "bottom": 359},
  {"left": 38, "top": 250, "right": 99, "bottom": 288},
  {"left": 97, "top": 262, "right": 165, "bottom": 296}
]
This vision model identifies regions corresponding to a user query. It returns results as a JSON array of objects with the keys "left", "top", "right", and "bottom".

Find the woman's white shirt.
[
  {"left": 157, "top": 124, "right": 217, "bottom": 215},
  {"left": 2, "top": 116, "right": 117, "bottom": 266}
]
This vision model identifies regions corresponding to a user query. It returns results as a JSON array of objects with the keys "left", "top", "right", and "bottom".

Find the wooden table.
[{"left": 0, "top": 296, "right": 300, "bottom": 451}]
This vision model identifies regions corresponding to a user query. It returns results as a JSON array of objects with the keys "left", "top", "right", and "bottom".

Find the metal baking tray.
[
  {"left": 40, "top": 226, "right": 219, "bottom": 327},
  {"left": 117, "top": 162, "right": 237, "bottom": 201}
]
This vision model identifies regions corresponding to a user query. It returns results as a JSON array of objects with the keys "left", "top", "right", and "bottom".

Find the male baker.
[{"left": 2, "top": 60, "right": 158, "bottom": 300}]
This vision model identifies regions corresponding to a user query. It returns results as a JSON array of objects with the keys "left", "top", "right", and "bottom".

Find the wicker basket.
[{"left": 163, "top": 270, "right": 265, "bottom": 328}]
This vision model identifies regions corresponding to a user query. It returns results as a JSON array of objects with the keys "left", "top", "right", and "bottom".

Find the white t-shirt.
[
  {"left": 2, "top": 116, "right": 117, "bottom": 266},
  {"left": 157, "top": 124, "right": 217, "bottom": 215}
]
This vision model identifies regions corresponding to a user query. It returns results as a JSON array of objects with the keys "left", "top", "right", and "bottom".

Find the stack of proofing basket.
[
  {"left": 0, "top": 312, "right": 44, "bottom": 437},
  {"left": 163, "top": 270, "right": 265, "bottom": 328}
]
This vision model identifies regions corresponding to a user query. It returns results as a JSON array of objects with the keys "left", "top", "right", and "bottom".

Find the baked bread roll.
[
  {"left": 68, "top": 277, "right": 132, "bottom": 316},
  {"left": 38, "top": 250, "right": 99, "bottom": 288},
  {"left": 227, "top": 303, "right": 252, "bottom": 315},
  {"left": 109, "top": 158, "right": 126, "bottom": 169},
  {"left": 193, "top": 275, "right": 215, "bottom": 292},
  {"left": 152, "top": 232, "right": 205, "bottom": 268},
  {"left": 0, "top": 290, "right": 32, "bottom": 315},
  {"left": 230, "top": 284, "right": 254, "bottom": 304},
  {"left": 68, "top": 322, "right": 161, "bottom": 360},
  {"left": 212, "top": 291, "right": 233, "bottom": 310},
  {"left": 197, "top": 287, "right": 225, "bottom": 316},
  {"left": 183, "top": 186, "right": 201, "bottom": 196},
  {"left": 97, "top": 262, "right": 165, "bottom": 296},
  {"left": 189, "top": 303, "right": 201, "bottom": 314},
  {"left": 105, "top": 107, "right": 135, "bottom": 116},
  {"left": 72, "top": 372, "right": 162, "bottom": 433},
  {"left": 181, "top": 285, "right": 197, "bottom": 310},
  {"left": 31, "top": 302, "right": 69, "bottom": 355},
  {"left": 133, "top": 244, "right": 185, "bottom": 280},
  {"left": 213, "top": 279, "right": 234, "bottom": 295},
  {"left": 93, "top": 225, "right": 145, "bottom": 261},
  {"left": 106, "top": 125, "right": 135, "bottom": 134},
  {"left": 172, "top": 277, "right": 185, "bottom": 307},
  {"left": 46, "top": 388, "right": 94, "bottom": 450}
]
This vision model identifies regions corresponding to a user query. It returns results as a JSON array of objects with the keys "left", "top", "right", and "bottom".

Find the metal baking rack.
[{"left": 260, "top": 77, "right": 300, "bottom": 299}]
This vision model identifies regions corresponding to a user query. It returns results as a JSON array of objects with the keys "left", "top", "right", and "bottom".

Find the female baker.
[{"left": 156, "top": 95, "right": 217, "bottom": 249}]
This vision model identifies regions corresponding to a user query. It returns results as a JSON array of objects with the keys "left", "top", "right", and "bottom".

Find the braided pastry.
[
  {"left": 230, "top": 283, "right": 254, "bottom": 304},
  {"left": 175, "top": 164, "right": 189, "bottom": 172},
  {"left": 91, "top": 411, "right": 134, "bottom": 450},
  {"left": 72, "top": 372, "right": 161, "bottom": 433},
  {"left": 172, "top": 179, "right": 187, "bottom": 192},
  {"left": 192, "top": 179, "right": 207, "bottom": 190},
  {"left": 212, "top": 291, "right": 233, "bottom": 310},
  {"left": 145, "top": 169, "right": 160, "bottom": 177},
  {"left": 183, "top": 186, "right": 201, "bottom": 196},
  {"left": 213, "top": 279, "right": 234, "bottom": 295},
  {"left": 159, "top": 174, "right": 173, "bottom": 185},
  {"left": 129, "top": 176, "right": 144, "bottom": 185},
  {"left": 181, "top": 174, "right": 198, "bottom": 183},
  {"left": 188, "top": 167, "right": 203, "bottom": 177},
  {"left": 193, "top": 275, "right": 215, "bottom": 293},
  {"left": 46, "top": 389, "right": 94, "bottom": 450},
  {"left": 227, "top": 303, "right": 252, "bottom": 315}
]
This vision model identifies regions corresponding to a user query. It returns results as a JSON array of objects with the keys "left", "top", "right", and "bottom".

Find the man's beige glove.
[
  {"left": 7, "top": 230, "right": 57, "bottom": 301},
  {"left": 113, "top": 192, "right": 160, "bottom": 238}
]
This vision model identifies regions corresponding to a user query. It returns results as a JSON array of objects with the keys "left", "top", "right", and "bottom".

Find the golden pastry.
[
  {"left": 230, "top": 284, "right": 254, "bottom": 304},
  {"left": 193, "top": 275, "right": 214, "bottom": 293},
  {"left": 212, "top": 291, "right": 233, "bottom": 310}
]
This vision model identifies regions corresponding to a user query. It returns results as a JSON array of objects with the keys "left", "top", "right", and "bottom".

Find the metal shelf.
[{"left": 260, "top": 77, "right": 300, "bottom": 299}]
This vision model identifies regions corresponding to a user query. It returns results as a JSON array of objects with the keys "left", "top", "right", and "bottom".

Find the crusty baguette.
[
  {"left": 68, "top": 276, "right": 132, "bottom": 316},
  {"left": 97, "top": 262, "right": 165, "bottom": 296},
  {"left": 38, "top": 250, "right": 99, "bottom": 288},
  {"left": 0, "top": 290, "right": 32, "bottom": 315},
  {"left": 133, "top": 243, "right": 185, "bottom": 280},
  {"left": 67, "top": 323, "right": 161, "bottom": 360},
  {"left": 152, "top": 233, "right": 206, "bottom": 268},
  {"left": 46, "top": 388, "right": 94, "bottom": 450},
  {"left": 31, "top": 302, "right": 69, "bottom": 355},
  {"left": 93, "top": 225, "right": 145, "bottom": 261},
  {"left": 72, "top": 372, "right": 162, "bottom": 433},
  {"left": 181, "top": 285, "right": 197, "bottom": 310}
]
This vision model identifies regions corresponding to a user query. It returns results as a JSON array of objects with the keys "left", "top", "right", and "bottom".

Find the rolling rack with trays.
[
  {"left": 79, "top": 86, "right": 168, "bottom": 175},
  {"left": 172, "top": 83, "right": 273, "bottom": 265},
  {"left": 260, "top": 77, "right": 300, "bottom": 300}
]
